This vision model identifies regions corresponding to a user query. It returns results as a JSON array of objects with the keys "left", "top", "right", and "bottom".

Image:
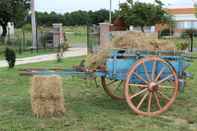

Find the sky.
[{"left": 35, "top": 0, "right": 196, "bottom": 13}]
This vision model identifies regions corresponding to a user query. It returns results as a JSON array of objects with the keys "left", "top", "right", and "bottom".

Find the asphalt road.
[{"left": 0, "top": 48, "right": 87, "bottom": 68}]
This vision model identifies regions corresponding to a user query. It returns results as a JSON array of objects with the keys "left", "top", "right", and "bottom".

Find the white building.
[
  {"left": 167, "top": 8, "right": 197, "bottom": 29},
  {"left": 0, "top": 22, "right": 15, "bottom": 36}
]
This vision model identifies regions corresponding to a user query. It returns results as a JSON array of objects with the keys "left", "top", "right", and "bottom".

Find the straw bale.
[
  {"left": 31, "top": 76, "right": 63, "bottom": 99},
  {"left": 31, "top": 76, "right": 65, "bottom": 117}
]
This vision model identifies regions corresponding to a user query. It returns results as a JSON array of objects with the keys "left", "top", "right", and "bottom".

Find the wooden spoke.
[
  {"left": 101, "top": 77, "right": 125, "bottom": 100},
  {"left": 159, "top": 85, "right": 175, "bottom": 89},
  {"left": 129, "top": 88, "right": 148, "bottom": 100},
  {"left": 154, "top": 92, "right": 162, "bottom": 110},
  {"left": 157, "top": 75, "right": 173, "bottom": 85},
  {"left": 129, "top": 84, "right": 148, "bottom": 88},
  {"left": 157, "top": 91, "right": 170, "bottom": 101},
  {"left": 142, "top": 62, "right": 151, "bottom": 81},
  {"left": 133, "top": 72, "right": 148, "bottom": 84},
  {"left": 148, "top": 92, "right": 153, "bottom": 113},
  {"left": 155, "top": 67, "right": 166, "bottom": 81},
  {"left": 152, "top": 61, "right": 157, "bottom": 81},
  {"left": 137, "top": 91, "right": 149, "bottom": 109}
]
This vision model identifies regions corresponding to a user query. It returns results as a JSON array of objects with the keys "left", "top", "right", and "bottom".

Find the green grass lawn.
[
  {"left": 63, "top": 26, "right": 87, "bottom": 33},
  {"left": 64, "top": 26, "right": 87, "bottom": 45},
  {"left": 0, "top": 56, "right": 197, "bottom": 131},
  {"left": 66, "top": 33, "right": 87, "bottom": 45}
]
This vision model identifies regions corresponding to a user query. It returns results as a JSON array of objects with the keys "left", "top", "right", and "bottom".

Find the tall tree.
[
  {"left": 35, "top": 9, "right": 109, "bottom": 26},
  {"left": 89, "top": 9, "right": 109, "bottom": 24},
  {"left": 0, "top": 0, "right": 30, "bottom": 37},
  {"left": 119, "top": 0, "right": 171, "bottom": 32}
]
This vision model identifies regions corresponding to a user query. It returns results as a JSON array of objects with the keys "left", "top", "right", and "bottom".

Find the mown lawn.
[
  {"left": 0, "top": 56, "right": 197, "bottom": 131},
  {"left": 64, "top": 26, "right": 87, "bottom": 45},
  {"left": 66, "top": 33, "right": 87, "bottom": 45}
]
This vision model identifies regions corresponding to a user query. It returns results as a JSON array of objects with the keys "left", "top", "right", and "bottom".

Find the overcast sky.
[{"left": 35, "top": 0, "right": 196, "bottom": 13}]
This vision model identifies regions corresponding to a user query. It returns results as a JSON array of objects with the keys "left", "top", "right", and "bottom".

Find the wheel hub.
[{"left": 148, "top": 82, "right": 158, "bottom": 92}]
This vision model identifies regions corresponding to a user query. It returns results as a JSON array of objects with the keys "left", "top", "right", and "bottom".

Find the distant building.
[
  {"left": 112, "top": 7, "right": 197, "bottom": 35},
  {"left": 0, "top": 22, "right": 15, "bottom": 36},
  {"left": 167, "top": 8, "right": 197, "bottom": 32},
  {"left": 155, "top": 8, "right": 197, "bottom": 36}
]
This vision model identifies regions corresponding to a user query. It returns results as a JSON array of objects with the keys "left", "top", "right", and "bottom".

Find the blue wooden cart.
[{"left": 20, "top": 49, "right": 192, "bottom": 116}]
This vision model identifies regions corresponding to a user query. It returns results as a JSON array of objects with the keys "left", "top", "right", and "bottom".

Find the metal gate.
[{"left": 87, "top": 25, "right": 100, "bottom": 53}]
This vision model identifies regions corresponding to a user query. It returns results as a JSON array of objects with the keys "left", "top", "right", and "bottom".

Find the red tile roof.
[{"left": 166, "top": 8, "right": 196, "bottom": 14}]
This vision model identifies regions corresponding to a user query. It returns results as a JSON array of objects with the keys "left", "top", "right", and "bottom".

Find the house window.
[
  {"left": 176, "top": 21, "right": 184, "bottom": 29},
  {"left": 191, "top": 21, "right": 197, "bottom": 29},
  {"left": 184, "top": 21, "right": 190, "bottom": 29},
  {"left": 176, "top": 21, "right": 197, "bottom": 29}
]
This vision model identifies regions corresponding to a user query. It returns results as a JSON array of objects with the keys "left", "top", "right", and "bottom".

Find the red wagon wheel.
[
  {"left": 124, "top": 56, "right": 179, "bottom": 116},
  {"left": 101, "top": 77, "right": 125, "bottom": 100}
]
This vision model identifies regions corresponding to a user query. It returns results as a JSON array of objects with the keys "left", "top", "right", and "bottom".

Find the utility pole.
[
  {"left": 109, "top": 0, "right": 112, "bottom": 24},
  {"left": 31, "top": 0, "right": 37, "bottom": 49}
]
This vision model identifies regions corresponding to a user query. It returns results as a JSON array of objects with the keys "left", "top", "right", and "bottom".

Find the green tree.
[
  {"left": 0, "top": 0, "right": 30, "bottom": 37},
  {"left": 89, "top": 9, "right": 109, "bottom": 24},
  {"left": 35, "top": 9, "right": 109, "bottom": 27},
  {"left": 119, "top": 0, "right": 171, "bottom": 32},
  {"left": 68, "top": 10, "right": 90, "bottom": 26}
]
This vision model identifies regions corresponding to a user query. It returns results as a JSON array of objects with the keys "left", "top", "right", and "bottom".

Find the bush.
[
  {"left": 4, "top": 48, "right": 16, "bottom": 68},
  {"left": 176, "top": 42, "right": 188, "bottom": 50}
]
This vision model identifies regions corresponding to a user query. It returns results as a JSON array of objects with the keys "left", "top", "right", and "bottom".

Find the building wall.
[
  {"left": 164, "top": 8, "right": 197, "bottom": 36},
  {"left": 0, "top": 22, "right": 15, "bottom": 36},
  {"left": 174, "top": 14, "right": 197, "bottom": 21},
  {"left": 173, "top": 13, "right": 197, "bottom": 29},
  {"left": 130, "top": 26, "right": 156, "bottom": 33}
]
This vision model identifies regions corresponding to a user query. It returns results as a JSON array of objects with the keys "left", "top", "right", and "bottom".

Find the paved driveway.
[{"left": 0, "top": 48, "right": 87, "bottom": 68}]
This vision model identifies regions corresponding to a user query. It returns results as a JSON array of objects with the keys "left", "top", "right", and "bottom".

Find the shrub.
[
  {"left": 176, "top": 42, "right": 188, "bottom": 50},
  {"left": 4, "top": 48, "right": 16, "bottom": 68}
]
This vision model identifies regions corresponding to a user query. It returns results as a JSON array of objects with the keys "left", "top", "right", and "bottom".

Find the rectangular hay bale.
[{"left": 31, "top": 75, "right": 65, "bottom": 117}]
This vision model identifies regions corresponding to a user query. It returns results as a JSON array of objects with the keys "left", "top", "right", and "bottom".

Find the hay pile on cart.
[{"left": 87, "top": 32, "right": 177, "bottom": 68}]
